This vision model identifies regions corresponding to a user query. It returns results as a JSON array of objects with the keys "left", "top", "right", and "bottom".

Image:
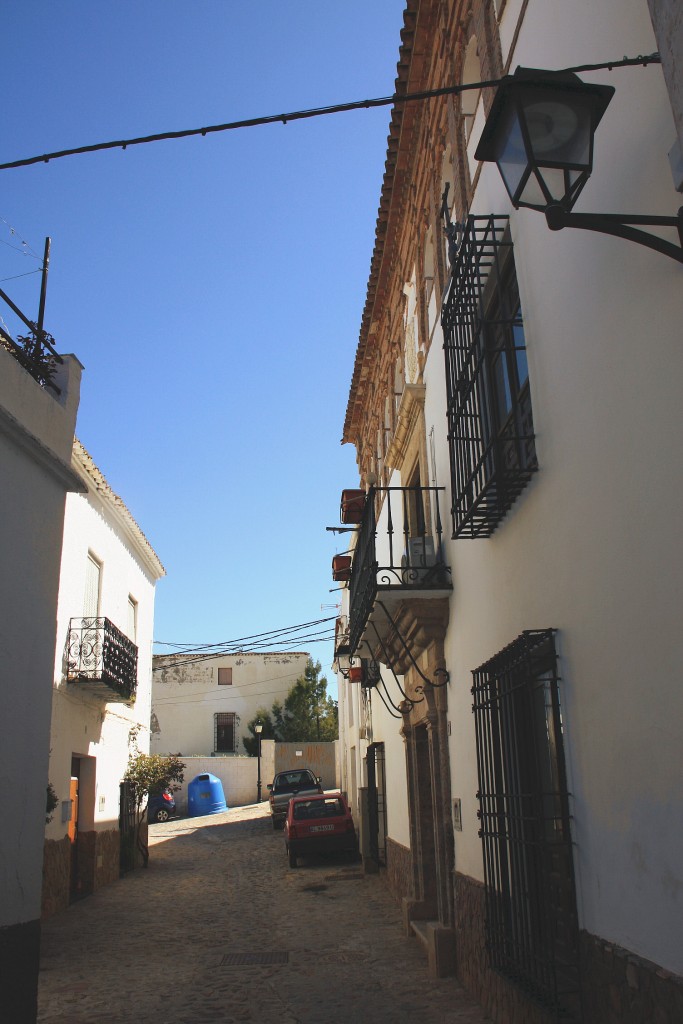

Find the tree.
[
  {"left": 45, "top": 782, "right": 58, "bottom": 825},
  {"left": 241, "top": 660, "right": 338, "bottom": 752},
  {"left": 273, "top": 659, "right": 338, "bottom": 742},
  {"left": 242, "top": 708, "right": 276, "bottom": 756},
  {"left": 124, "top": 749, "right": 185, "bottom": 867}
]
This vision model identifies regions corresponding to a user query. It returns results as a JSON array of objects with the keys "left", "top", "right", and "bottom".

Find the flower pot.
[
  {"left": 348, "top": 664, "right": 364, "bottom": 684},
  {"left": 340, "top": 489, "right": 366, "bottom": 524},
  {"left": 332, "top": 555, "right": 352, "bottom": 582}
]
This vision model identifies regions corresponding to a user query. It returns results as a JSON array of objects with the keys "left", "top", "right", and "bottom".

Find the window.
[
  {"left": 214, "top": 713, "right": 237, "bottom": 753},
  {"left": 443, "top": 215, "right": 537, "bottom": 538},
  {"left": 461, "top": 35, "right": 482, "bottom": 143},
  {"left": 217, "top": 667, "right": 232, "bottom": 686},
  {"left": 127, "top": 595, "right": 137, "bottom": 642},
  {"left": 472, "top": 630, "right": 579, "bottom": 1016},
  {"left": 83, "top": 553, "right": 101, "bottom": 618}
]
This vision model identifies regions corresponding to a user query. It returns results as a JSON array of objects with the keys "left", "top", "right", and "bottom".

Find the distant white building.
[
  {"left": 0, "top": 340, "right": 82, "bottom": 1021},
  {"left": 43, "top": 439, "right": 165, "bottom": 915},
  {"left": 151, "top": 652, "right": 309, "bottom": 756}
]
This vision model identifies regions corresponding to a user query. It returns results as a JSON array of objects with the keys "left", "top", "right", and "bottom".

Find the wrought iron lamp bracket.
[
  {"left": 440, "top": 181, "right": 466, "bottom": 265},
  {"left": 545, "top": 203, "right": 683, "bottom": 263},
  {"left": 367, "top": 620, "right": 423, "bottom": 716},
  {"left": 375, "top": 601, "right": 450, "bottom": 690}
]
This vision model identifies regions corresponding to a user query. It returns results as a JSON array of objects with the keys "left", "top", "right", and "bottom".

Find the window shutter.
[{"left": 84, "top": 555, "right": 101, "bottom": 618}]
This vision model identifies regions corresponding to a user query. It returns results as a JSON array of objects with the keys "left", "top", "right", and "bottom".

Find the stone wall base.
[
  {"left": 42, "top": 836, "right": 71, "bottom": 918},
  {"left": 580, "top": 930, "right": 683, "bottom": 1024},
  {"left": 454, "top": 871, "right": 683, "bottom": 1024},
  {"left": 94, "top": 828, "right": 120, "bottom": 888},
  {"left": 42, "top": 828, "right": 122, "bottom": 919},
  {"left": 454, "top": 871, "right": 556, "bottom": 1024},
  {"left": 385, "top": 836, "right": 411, "bottom": 904}
]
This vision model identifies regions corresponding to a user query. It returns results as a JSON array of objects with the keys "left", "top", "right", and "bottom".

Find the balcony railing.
[
  {"left": 66, "top": 617, "right": 138, "bottom": 703},
  {"left": 348, "top": 485, "right": 452, "bottom": 656},
  {"left": 334, "top": 615, "right": 351, "bottom": 659}
]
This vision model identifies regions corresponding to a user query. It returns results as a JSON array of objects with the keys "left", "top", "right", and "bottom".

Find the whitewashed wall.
[
  {"left": 46, "top": 443, "right": 163, "bottom": 840},
  {"left": 0, "top": 349, "right": 82, "bottom": 969},
  {"left": 151, "top": 652, "right": 309, "bottom": 756},
  {"left": 335, "top": 581, "right": 411, "bottom": 850},
  {"left": 437, "top": 0, "right": 683, "bottom": 976},
  {"left": 170, "top": 744, "right": 275, "bottom": 814}
]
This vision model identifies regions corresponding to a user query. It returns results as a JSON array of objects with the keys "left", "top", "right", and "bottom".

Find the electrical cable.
[
  {"left": 154, "top": 614, "right": 336, "bottom": 653},
  {"left": 0, "top": 269, "right": 42, "bottom": 283},
  {"left": 153, "top": 638, "right": 336, "bottom": 671},
  {"left": 0, "top": 54, "right": 660, "bottom": 173}
]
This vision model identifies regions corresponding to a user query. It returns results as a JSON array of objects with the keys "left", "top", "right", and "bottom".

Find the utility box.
[{"left": 187, "top": 773, "right": 227, "bottom": 817}]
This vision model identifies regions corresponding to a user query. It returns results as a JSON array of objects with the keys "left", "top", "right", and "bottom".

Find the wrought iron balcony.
[
  {"left": 347, "top": 485, "right": 452, "bottom": 658},
  {"left": 66, "top": 617, "right": 138, "bottom": 704},
  {"left": 334, "top": 615, "right": 351, "bottom": 659},
  {"left": 0, "top": 326, "right": 62, "bottom": 392}
]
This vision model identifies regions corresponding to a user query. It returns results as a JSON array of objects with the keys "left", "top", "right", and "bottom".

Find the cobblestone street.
[{"left": 37, "top": 803, "right": 490, "bottom": 1024}]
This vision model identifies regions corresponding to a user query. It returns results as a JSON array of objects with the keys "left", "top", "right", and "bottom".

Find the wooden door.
[{"left": 69, "top": 776, "right": 79, "bottom": 897}]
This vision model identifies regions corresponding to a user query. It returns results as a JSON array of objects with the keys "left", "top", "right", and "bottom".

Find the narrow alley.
[{"left": 37, "top": 803, "right": 490, "bottom": 1024}]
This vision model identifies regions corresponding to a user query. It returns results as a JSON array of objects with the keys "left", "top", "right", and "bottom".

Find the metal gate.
[
  {"left": 366, "top": 742, "right": 387, "bottom": 866},
  {"left": 119, "top": 781, "right": 137, "bottom": 874}
]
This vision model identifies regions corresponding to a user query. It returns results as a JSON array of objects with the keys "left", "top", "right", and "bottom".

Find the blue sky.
[{"left": 2, "top": 1, "right": 406, "bottom": 693}]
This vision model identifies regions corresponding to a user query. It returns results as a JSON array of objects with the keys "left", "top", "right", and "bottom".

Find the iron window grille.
[
  {"left": 472, "top": 630, "right": 580, "bottom": 1019},
  {"left": 214, "top": 712, "right": 237, "bottom": 753},
  {"left": 443, "top": 215, "right": 537, "bottom": 538}
]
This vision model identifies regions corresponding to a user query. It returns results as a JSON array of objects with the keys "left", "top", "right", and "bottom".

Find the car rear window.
[
  {"left": 273, "top": 772, "right": 315, "bottom": 793},
  {"left": 293, "top": 797, "right": 344, "bottom": 821}
]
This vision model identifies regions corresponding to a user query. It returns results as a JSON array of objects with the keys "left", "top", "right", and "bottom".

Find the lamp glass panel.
[
  {"left": 496, "top": 104, "right": 530, "bottom": 203},
  {"left": 337, "top": 654, "right": 352, "bottom": 674},
  {"left": 521, "top": 91, "right": 592, "bottom": 168},
  {"left": 536, "top": 166, "right": 571, "bottom": 204},
  {"left": 518, "top": 171, "right": 549, "bottom": 209}
]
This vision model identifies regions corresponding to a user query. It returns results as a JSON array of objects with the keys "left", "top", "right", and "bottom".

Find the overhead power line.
[
  {"left": 155, "top": 615, "right": 336, "bottom": 655},
  {"left": 0, "top": 54, "right": 660, "bottom": 173}
]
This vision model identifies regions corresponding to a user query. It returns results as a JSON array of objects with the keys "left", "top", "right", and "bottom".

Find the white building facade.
[
  {"left": 43, "top": 439, "right": 165, "bottom": 915},
  {"left": 151, "top": 651, "right": 310, "bottom": 758},
  {"left": 335, "top": 2, "right": 683, "bottom": 1022},
  {"left": 0, "top": 341, "right": 82, "bottom": 1022}
]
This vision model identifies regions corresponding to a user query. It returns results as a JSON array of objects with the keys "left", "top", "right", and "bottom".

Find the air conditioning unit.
[{"left": 401, "top": 536, "right": 436, "bottom": 583}]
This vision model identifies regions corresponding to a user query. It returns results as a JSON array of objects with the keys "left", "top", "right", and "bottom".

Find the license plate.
[{"left": 309, "top": 824, "right": 334, "bottom": 832}]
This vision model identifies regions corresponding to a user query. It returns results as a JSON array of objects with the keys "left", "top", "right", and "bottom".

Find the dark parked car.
[
  {"left": 267, "top": 768, "right": 323, "bottom": 829},
  {"left": 148, "top": 789, "right": 176, "bottom": 823},
  {"left": 284, "top": 791, "right": 358, "bottom": 868}
]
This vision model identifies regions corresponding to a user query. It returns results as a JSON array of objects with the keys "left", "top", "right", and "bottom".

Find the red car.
[{"left": 284, "top": 791, "right": 358, "bottom": 868}]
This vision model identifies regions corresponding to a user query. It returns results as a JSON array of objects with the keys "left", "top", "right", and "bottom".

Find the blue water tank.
[{"left": 187, "top": 773, "right": 228, "bottom": 817}]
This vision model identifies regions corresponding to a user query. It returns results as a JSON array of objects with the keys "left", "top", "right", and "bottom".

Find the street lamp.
[
  {"left": 475, "top": 66, "right": 683, "bottom": 263},
  {"left": 255, "top": 722, "right": 263, "bottom": 804}
]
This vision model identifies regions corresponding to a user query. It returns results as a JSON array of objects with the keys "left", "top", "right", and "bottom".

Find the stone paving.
[{"left": 37, "top": 802, "right": 490, "bottom": 1024}]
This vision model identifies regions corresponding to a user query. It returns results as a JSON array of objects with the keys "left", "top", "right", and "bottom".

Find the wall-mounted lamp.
[
  {"left": 254, "top": 722, "right": 263, "bottom": 804},
  {"left": 475, "top": 66, "right": 683, "bottom": 263},
  {"left": 335, "top": 653, "right": 358, "bottom": 679}
]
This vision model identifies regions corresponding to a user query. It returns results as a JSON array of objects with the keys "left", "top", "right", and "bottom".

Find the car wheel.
[
  {"left": 288, "top": 847, "right": 297, "bottom": 868},
  {"left": 155, "top": 808, "right": 170, "bottom": 823}
]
